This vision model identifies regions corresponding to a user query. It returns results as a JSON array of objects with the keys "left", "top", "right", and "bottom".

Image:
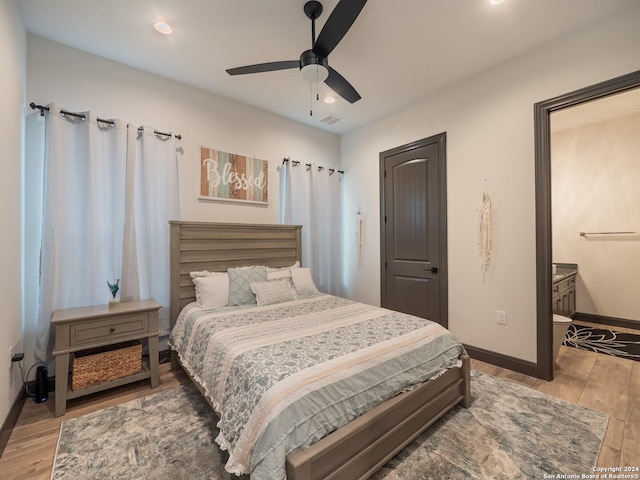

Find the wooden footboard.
[
  {"left": 286, "top": 354, "right": 471, "bottom": 480},
  {"left": 175, "top": 352, "right": 470, "bottom": 480}
]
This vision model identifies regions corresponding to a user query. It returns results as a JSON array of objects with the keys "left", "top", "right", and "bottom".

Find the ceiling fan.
[{"left": 226, "top": 0, "right": 367, "bottom": 104}]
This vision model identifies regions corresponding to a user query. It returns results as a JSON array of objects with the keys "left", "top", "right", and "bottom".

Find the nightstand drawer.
[{"left": 70, "top": 313, "right": 149, "bottom": 346}]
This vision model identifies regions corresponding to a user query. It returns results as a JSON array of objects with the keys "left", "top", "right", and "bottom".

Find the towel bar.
[{"left": 579, "top": 231, "right": 639, "bottom": 237}]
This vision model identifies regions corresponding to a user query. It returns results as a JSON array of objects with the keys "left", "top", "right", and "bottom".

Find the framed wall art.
[{"left": 199, "top": 146, "right": 268, "bottom": 205}]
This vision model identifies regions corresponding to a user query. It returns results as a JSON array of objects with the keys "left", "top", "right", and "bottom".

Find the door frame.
[
  {"left": 379, "top": 132, "right": 448, "bottom": 327},
  {"left": 534, "top": 69, "right": 640, "bottom": 380}
]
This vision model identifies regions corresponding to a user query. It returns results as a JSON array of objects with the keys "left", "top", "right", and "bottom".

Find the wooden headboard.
[{"left": 169, "top": 221, "right": 302, "bottom": 330}]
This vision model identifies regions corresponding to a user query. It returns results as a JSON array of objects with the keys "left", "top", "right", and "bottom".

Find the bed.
[{"left": 169, "top": 221, "right": 471, "bottom": 480}]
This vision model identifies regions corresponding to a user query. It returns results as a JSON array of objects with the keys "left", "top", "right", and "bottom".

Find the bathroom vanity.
[{"left": 552, "top": 264, "right": 577, "bottom": 318}]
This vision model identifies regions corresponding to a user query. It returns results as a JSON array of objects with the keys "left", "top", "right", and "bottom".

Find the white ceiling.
[{"left": 17, "top": 0, "right": 640, "bottom": 135}]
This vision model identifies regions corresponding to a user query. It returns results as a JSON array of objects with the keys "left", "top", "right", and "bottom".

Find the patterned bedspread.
[{"left": 169, "top": 293, "right": 465, "bottom": 480}]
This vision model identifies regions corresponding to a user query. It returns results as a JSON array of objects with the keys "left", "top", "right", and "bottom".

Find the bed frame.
[{"left": 169, "top": 221, "right": 471, "bottom": 480}]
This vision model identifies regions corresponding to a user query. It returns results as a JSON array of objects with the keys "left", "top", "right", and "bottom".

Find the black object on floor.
[
  {"left": 35, "top": 365, "right": 48, "bottom": 403},
  {"left": 563, "top": 323, "right": 640, "bottom": 362}
]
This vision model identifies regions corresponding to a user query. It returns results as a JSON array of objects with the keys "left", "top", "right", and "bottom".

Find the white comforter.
[{"left": 169, "top": 293, "right": 465, "bottom": 479}]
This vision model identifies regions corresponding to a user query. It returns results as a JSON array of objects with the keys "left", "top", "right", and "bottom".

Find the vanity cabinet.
[{"left": 552, "top": 273, "right": 576, "bottom": 318}]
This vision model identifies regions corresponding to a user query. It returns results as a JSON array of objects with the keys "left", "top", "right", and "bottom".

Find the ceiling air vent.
[{"left": 319, "top": 114, "right": 344, "bottom": 126}]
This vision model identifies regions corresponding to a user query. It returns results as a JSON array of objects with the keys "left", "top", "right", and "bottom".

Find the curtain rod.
[
  {"left": 29, "top": 103, "right": 182, "bottom": 140},
  {"left": 282, "top": 157, "right": 344, "bottom": 175}
]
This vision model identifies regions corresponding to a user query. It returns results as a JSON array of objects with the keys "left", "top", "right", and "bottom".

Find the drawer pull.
[{"left": 110, "top": 327, "right": 116, "bottom": 333}]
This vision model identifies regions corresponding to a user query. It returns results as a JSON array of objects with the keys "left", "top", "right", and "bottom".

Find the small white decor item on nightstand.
[{"left": 107, "top": 279, "right": 120, "bottom": 307}]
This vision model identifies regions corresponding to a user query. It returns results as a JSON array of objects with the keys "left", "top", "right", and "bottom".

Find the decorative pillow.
[
  {"left": 290, "top": 267, "right": 319, "bottom": 295},
  {"left": 266, "top": 261, "right": 300, "bottom": 274},
  {"left": 266, "top": 261, "right": 300, "bottom": 282},
  {"left": 192, "top": 273, "right": 229, "bottom": 310},
  {"left": 267, "top": 268, "right": 292, "bottom": 281},
  {"left": 227, "top": 266, "right": 268, "bottom": 305},
  {"left": 189, "top": 270, "right": 212, "bottom": 278},
  {"left": 190, "top": 270, "right": 213, "bottom": 304},
  {"left": 250, "top": 279, "right": 298, "bottom": 306}
]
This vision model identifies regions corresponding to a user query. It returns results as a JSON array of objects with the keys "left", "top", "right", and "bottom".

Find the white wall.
[
  {"left": 552, "top": 113, "right": 640, "bottom": 322},
  {"left": 340, "top": 4, "right": 640, "bottom": 363},
  {"left": 0, "top": 0, "right": 26, "bottom": 427},
  {"left": 23, "top": 35, "right": 339, "bottom": 374},
  {"left": 27, "top": 35, "right": 340, "bottom": 223}
]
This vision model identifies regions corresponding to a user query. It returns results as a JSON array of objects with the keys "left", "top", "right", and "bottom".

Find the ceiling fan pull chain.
[{"left": 310, "top": 82, "right": 313, "bottom": 116}]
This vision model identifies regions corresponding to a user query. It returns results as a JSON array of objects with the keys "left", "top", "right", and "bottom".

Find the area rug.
[
  {"left": 564, "top": 323, "right": 640, "bottom": 362},
  {"left": 51, "top": 371, "right": 608, "bottom": 480}
]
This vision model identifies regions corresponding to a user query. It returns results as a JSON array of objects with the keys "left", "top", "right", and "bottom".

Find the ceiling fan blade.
[
  {"left": 313, "top": 0, "right": 367, "bottom": 58},
  {"left": 325, "top": 67, "right": 361, "bottom": 103},
  {"left": 226, "top": 60, "right": 299, "bottom": 76}
]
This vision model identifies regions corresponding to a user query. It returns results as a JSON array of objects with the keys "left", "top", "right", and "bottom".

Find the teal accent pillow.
[{"left": 227, "top": 267, "right": 268, "bottom": 305}]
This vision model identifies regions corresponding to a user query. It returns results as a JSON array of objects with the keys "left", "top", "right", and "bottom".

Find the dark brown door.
[{"left": 380, "top": 133, "right": 447, "bottom": 327}]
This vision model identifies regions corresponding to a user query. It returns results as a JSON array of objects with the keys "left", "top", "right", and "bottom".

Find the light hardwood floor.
[{"left": 0, "top": 347, "right": 638, "bottom": 479}]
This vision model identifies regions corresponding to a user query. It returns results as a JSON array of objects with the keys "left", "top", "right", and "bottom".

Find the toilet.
[{"left": 553, "top": 314, "right": 573, "bottom": 365}]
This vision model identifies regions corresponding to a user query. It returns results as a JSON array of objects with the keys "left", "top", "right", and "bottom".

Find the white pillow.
[
  {"left": 267, "top": 268, "right": 292, "bottom": 281},
  {"left": 190, "top": 270, "right": 213, "bottom": 304},
  {"left": 189, "top": 270, "right": 212, "bottom": 278},
  {"left": 266, "top": 261, "right": 300, "bottom": 278},
  {"left": 192, "top": 273, "right": 229, "bottom": 309},
  {"left": 290, "top": 267, "right": 319, "bottom": 295},
  {"left": 250, "top": 279, "right": 298, "bottom": 306},
  {"left": 266, "top": 261, "right": 300, "bottom": 272}
]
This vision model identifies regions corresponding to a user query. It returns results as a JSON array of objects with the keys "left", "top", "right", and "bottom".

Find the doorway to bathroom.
[{"left": 534, "top": 69, "right": 640, "bottom": 380}]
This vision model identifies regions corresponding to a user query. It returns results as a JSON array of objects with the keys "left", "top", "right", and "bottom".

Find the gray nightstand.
[{"left": 51, "top": 299, "right": 161, "bottom": 417}]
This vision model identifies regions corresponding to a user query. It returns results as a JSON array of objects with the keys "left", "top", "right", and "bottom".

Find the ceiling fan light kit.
[
  {"left": 299, "top": 50, "right": 329, "bottom": 83},
  {"left": 226, "top": 0, "right": 367, "bottom": 105}
]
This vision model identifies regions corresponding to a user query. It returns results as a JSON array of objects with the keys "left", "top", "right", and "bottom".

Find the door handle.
[{"left": 425, "top": 267, "right": 438, "bottom": 274}]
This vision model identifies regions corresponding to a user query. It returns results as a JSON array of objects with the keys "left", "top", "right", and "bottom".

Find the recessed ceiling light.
[
  {"left": 153, "top": 18, "right": 174, "bottom": 35},
  {"left": 489, "top": 0, "right": 508, "bottom": 4},
  {"left": 324, "top": 96, "right": 336, "bottom": 104}
]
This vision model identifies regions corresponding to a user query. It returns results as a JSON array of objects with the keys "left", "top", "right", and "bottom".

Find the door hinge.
[
  {"left": 384, "top": 170, "right": 387, "bottom": 178},
  {"left": 385, "top": 261, "right": 388, "bottom": 269},
  {"left": 384, "top": 215, "right": 387, "bottom": 223}
]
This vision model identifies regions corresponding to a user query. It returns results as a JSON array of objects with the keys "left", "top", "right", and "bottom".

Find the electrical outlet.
[
  {"left": 496, "top": 310, "right": 507, "bottom": 325},
  {"left": 8, "top": 346, "right": 13, "bottom": 368}
]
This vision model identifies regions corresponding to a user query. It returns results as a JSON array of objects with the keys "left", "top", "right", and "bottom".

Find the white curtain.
[
  {"left": 33, "top": 104, "right": 180, "bottom": 361},
  {"left": 280, "top": 161, "right": 342, "bottom": 296},
  {"left": 121, "top": 126, "right": 180, "bottom": 335}
]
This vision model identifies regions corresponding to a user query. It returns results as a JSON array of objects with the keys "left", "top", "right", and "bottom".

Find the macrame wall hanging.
[{"left": 477, "top": 183, "right": 492, "bottom": 282}]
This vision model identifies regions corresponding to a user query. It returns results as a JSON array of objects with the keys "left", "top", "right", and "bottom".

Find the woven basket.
[{"left": 72, "top": 341, "right": 142, "bottom": 391}]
